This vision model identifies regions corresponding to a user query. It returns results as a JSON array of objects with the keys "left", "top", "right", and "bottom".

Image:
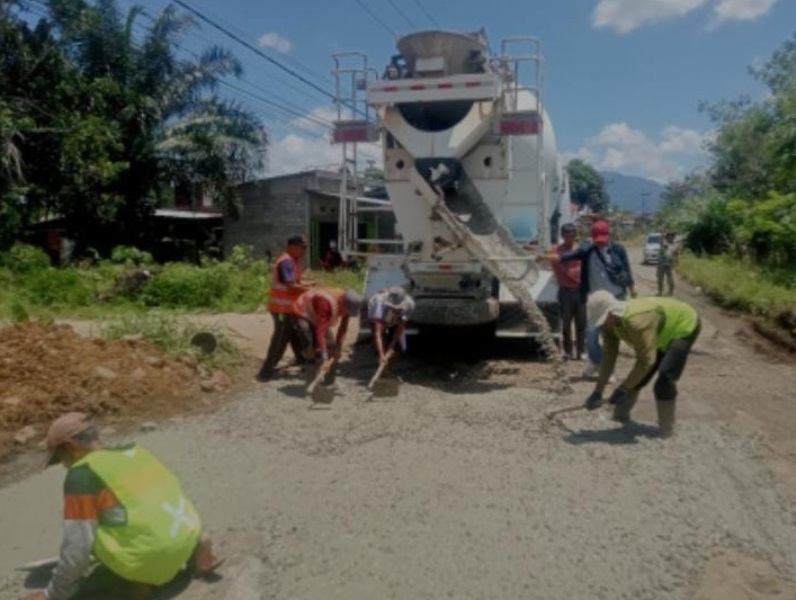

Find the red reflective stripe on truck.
[
  {"left": 382, "top": 86, "right": 399, "bottom": 92},
  {"left": 410, "top": 84, "right": 426, "bottom": 90},
  {"left": 438, "top": 264, "right": 453, "bottom": 270},
  {"left": 465, "top": 82, "right": 482, "bottom": 88},
  {"left": 437, "top": 83, "right": 453, "bottom": 89}
]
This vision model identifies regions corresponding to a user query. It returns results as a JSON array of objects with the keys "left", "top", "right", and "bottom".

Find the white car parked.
[{"left": 642, "top": 232, "right": 662, "bottom": 264}]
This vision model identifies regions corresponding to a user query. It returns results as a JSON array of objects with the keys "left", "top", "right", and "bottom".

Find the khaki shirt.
[{"left": 598, "top": 311, "right": 662, "bottom": 391}]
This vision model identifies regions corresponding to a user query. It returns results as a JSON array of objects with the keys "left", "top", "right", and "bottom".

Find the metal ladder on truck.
[{"left": 330, "top": 53, "right": 398, "bottom": 258}]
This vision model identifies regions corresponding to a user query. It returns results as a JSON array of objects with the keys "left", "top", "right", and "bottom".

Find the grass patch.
[
  {"left": 678, "top": 253, "right": 796, "bottom": 335},
  {"left": 101, "top": 314, "right": 241, "bottom": 368},
  {"left": 0, "top": 244, "right": 368, "bottom": 322}
]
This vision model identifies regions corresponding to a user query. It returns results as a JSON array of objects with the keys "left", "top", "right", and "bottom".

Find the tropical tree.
[
  {"left": 1, "top": 0, "right": 267, "bottom": 251},
  {"left": 566, "top": 158, "right": 609, "bottom": 213}
]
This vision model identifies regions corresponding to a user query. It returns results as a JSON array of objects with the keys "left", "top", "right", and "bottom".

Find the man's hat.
[
  {"left": 587, "top": 290, "right": 626, "bottom": 329},
  {"left": 384, "top": 286, "right": 407, "bottom": 309},
  {"left": 43, "top": 412, "right": 93, "bottom": 468},
  {"left": 591, "top": 220, "right": 611, "bottom": 244},
  {"left": 287, "top": 235, "right": 308, "bottom": 247}
]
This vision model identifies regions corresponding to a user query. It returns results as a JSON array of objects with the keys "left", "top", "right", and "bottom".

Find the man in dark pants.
[
  {"left": 256, "top": 235, "right": 314, "bottom": 382},
  {"left": 537, "top": 219, "right": 636, "bottom": 377},
  {"left": 550, "top": 223, "right": 586, "bottom": 360},
  {"left": 583, "top": 291, "right": 701, "bottom": 437}
]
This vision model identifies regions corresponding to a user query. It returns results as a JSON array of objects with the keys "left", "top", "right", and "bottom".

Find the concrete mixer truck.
[{"left": 331, "top": 30, "right": 574, "bottom": 339}]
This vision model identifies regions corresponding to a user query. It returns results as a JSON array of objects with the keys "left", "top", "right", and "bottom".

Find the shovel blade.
[
  {"left": 309, "top": 384, "right": 336, "bottom": 404},
  {"left": 371, "top": 377, "right": 400, "bottom": 397}
]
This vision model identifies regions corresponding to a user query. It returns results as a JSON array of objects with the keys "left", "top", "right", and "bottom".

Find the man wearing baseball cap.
[
  {"left": 23, "top": 413, "right": 221, "bottom": 600},
  {"left": 537, "top": 219, "right": 636, "bottom": 377},
  {"left": 582, "top": 291, "right": 701, "bottom": 437}
]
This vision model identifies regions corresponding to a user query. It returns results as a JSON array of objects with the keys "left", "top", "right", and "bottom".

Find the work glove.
[
  {"left": 608, "top": 387, "right": 628, "bottom": 406},
  {"left": 585, "top": 391, "right": 603, "bottom": 411}
]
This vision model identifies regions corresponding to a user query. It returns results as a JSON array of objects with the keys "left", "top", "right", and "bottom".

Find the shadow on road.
[
  {"left": 563, "top": 421, "right": 660, "bottom": 446},
  {"left": 22, "top": 563, "right": 218, "bottom": 599}
]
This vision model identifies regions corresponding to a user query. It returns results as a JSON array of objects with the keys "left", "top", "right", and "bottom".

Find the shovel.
[
  {"left": 544, "top": 402, "right": 589, "bottom": 420},
  {"left": 367, "top": 350, "right": 400, "bottom": 399},
  {"left": 306, "top": 357, "right": 338, "bottom": 404}
]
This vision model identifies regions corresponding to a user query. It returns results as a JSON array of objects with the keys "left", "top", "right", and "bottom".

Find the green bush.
[
  {"left": 24, "top": 268, "right": 94, "bottom": 306},
  {"left": 141, "top": 263, "right": 231, "bottom": 309},
  {"left": 684, "top": 197, "right": 737, "bottom": 256},
  {"left": 0, "top": 243, "right": 51, "bottom": 274},
  {"left": 110, "top": 245, "right": 154, "bottom": 266}
]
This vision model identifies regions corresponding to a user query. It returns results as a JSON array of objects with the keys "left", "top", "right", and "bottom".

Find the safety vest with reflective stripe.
[
  {"left": 293, "top": 288, "right": 344, "bottom": 327},
  {"left": 268, "top": 252, "right": 303, "bottom": 313},
  {"left": 623, "top": 297, "right": 698, "bottom": 350},
  {"left": 74, "top": 445, "right": 201, "bottom": 585}
]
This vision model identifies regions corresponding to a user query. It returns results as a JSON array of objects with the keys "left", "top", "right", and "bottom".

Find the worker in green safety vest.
[
  {"left": 583, "top": 291, "right": 702, "bottom": 437},
  {"left": 23, "top": 413, "right": 223, "bottom": 600}
]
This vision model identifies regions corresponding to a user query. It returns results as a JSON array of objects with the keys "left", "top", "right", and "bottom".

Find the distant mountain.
[{"left": 600, "top": 171, "right": 664, "bottom": 214}]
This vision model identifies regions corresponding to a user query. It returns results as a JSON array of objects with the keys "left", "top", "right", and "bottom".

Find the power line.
[
  {"left": 411, "top": 0, "right": 441, "bottom": 28},
  {"left": 219, "top": 80, "right": 331, "bottom": 129},
  {"left": 384, "top": 0, "right": 418, "bottom": 30},
  {"left": 351, "top": 0, "right": 397, "bottom": 37},
  {"left": 114, "top": 0, "right": 336, "bottom": 136},
  {"left": 179, "top": 2, "right": 333, "bottom": 88},
  {"left": 173, "top": 0, "right": 369, "bottom": 120}
]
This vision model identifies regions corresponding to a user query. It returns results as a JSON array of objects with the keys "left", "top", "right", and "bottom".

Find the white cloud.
[
  {"left": 712, "top": 0, "right": 779, "bottom": 23},
  {"left": 592, "top": 0, "right": 708, "bottom": 33},
  {"left": 564, "top": 122, "right": 710, "bottom": 182},
  {"left": 258, "top": 31, "right": 293, "bottom": 54},
  {"left": 265, "top": 108, "right": 382, "bottom": 176},
  {"left": 592, "top": 0, "right": 780, "bottom": 32},
  {"left": 291, "top": 107, "right": 340, "bottom": 136}
]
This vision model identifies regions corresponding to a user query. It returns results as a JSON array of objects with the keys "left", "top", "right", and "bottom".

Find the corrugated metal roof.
[{"left": 154, "top": 209, "right": 222, "bottom": 220}]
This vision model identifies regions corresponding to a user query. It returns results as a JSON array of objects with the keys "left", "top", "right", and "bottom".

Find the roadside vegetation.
[
  {"left": 657, "top": 31, "right": 796, "bottom": 341},
  {"left": 0, "top": 242, "right": 366, "bottom": 361}
]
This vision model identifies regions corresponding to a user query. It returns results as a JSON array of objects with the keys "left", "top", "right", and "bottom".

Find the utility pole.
[{"left": 640, "top": 192, "right": 651, "bottom": 233}]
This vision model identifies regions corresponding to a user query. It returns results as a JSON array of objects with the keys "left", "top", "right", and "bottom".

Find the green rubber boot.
[{"left": 656, "top": 400, "right": 676, "bottom": 438}]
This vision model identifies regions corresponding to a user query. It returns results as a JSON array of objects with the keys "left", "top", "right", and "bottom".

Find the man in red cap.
[
  {"left": 537, "top": 219, "right": 636, "bottom": 377},
  {"left": 23, "top": 413, "right": 221, "bottom": 600}
]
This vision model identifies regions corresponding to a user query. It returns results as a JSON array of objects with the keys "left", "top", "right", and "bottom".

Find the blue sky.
[{"left": 28, "top": 0, "right": 796, "bottom": 182}]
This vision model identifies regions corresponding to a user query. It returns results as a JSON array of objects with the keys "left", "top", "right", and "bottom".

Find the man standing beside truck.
[
  {"left": 549, "top": 223, "right": 586, "bottom": 361},
  {"left": 256, "top": 235, "right": 314, "bottom": 382},
  {"left": 537, "top": 219, "right": 636, "bottom": 377}
]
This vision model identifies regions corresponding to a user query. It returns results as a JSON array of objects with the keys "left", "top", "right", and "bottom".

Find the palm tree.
[{"left": 40, "top": 0, "right": 268, "bottom": 244}]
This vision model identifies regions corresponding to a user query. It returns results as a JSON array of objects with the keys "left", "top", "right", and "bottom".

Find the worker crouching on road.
[
  {"left": 293, "top": 287, "right": 363, "bottom": 370},
  {"left": 583, "top": 291, "right": 701, "bottom": 437},
  {"left": 367, "top": 287, "right": 415, "bottom": 366},
  {"left": 24, "top": 413, "right": 222, "bottom": 600}
]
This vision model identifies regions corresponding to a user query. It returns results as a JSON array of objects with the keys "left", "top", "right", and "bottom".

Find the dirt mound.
[{"left": 0, "top": 322, "right": 229, "bottom": 460}]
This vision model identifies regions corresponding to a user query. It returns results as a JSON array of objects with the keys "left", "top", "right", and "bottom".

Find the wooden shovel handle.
[
  {"left": 307, "top": 357, "right": 336, "bottom": 394},
  {"left": 367, "top": 350, "right": 394, "bottom": 390}
]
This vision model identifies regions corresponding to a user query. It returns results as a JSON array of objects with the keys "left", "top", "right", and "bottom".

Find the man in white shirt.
[{"left": 367, "top": 286, "right": 415, "bottom": 365}]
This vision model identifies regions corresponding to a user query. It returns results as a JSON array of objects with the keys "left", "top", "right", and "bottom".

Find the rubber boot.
[
  {"left": 612, "top": 389, "right": 639, "bottom": 423},
  {"left": 656, "top": 400, "right": 676, "bottom": 438}
]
